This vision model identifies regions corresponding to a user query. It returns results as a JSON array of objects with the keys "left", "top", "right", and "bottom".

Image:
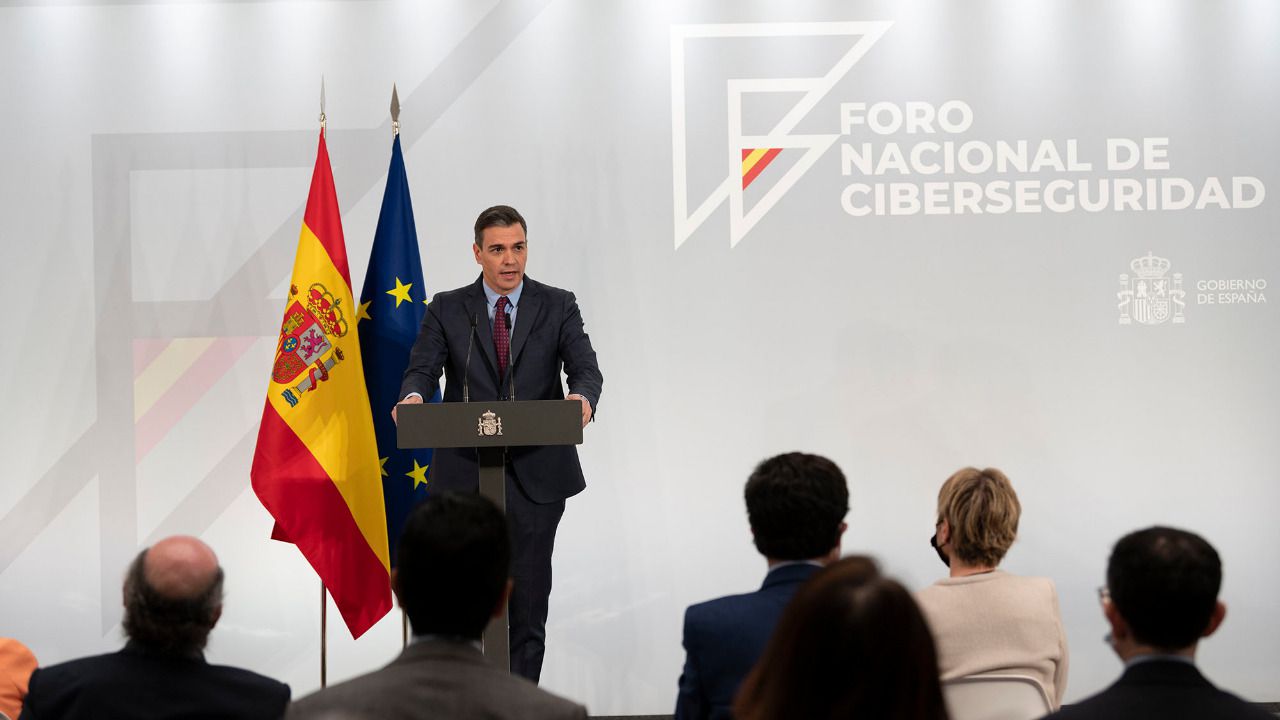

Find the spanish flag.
[{"left": 251, "top": 129, "right": 391, "bottom": 638}]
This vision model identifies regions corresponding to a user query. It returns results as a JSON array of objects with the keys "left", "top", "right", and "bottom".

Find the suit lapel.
[
  {"left": 464, "top": 279, "right": 500, "bottom": 380},
  {"left": 509, "top": 277, "right": 542, "bottom": 367}
]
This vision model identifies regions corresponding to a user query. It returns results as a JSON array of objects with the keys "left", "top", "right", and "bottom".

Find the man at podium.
[{"left": 396, "top": 204, "right": 603, "bottom": 683}]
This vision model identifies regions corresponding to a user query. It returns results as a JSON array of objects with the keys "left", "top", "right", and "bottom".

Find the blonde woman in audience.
[
  {"left": 916, "top": 467, "right": 1068, "bottom": 707},
  {"left": 734, "top": 556, "right": 949, "bottom": 720}
]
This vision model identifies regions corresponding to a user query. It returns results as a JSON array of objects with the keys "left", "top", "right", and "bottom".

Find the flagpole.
[
  {"left": 319, "top": 75, "right": 327, "bottom": 138},
  {"left": 392, "top": 82, "right": 406, "bottom": 655},
  {"left": 390, "top": 82, "right": 400, "bottom": 138},
  {"left": 316, "top": 76, "right": 328, "bottom": 691},
  {"left": 320, "top": 581, "right": 328, "bottom": 688}
]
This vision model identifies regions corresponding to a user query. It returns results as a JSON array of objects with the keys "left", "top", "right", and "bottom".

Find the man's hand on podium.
[
  {"left": 567, "top": 394, "right": 592, "bottom": 428},
  {"left": 392, "top": 394, "right": 423, "bottom": 425}
]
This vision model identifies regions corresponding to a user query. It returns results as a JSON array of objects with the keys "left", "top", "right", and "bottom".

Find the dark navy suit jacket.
[
  {"left": 1041, "top": 659, "right": 1273, "bottom": 720},
  {"left": 400, "top": 276, "right": 603, "bottom": 503},
  {"left": 20, "top": 643, "right": 289, "bottom": 720},
  {"left": 675, "top": 563, "right": 820, "bottom": 720}
]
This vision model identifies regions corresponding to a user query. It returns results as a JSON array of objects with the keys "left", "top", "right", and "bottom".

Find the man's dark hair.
[
  {"left": 122, "top": 549, "right": 224, "bottom": 657},
  {"left": 1107, "top": 525, "right": 1222, "bottom": 651},
  {"left": 744, "top": 452, "right": 849, "bottom": 560},
  {"left": 396, "top": 492, "right": 511, "bottom": 638},
  {"left": 473, "top": 205, "right": 527, "bottom": 247}
]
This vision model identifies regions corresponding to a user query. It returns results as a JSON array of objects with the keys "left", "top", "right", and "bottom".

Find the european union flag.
[{"left": 358, "top": 134, "right": 438, "bottom": 566}]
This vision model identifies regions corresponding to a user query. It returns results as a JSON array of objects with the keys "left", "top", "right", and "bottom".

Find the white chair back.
[{"left": 942, "top": 673, "right": 1054, "bottom": 720}]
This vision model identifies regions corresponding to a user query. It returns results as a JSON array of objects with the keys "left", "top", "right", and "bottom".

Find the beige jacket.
[{"left": 915, "top": 570, "right": 1069, "bottom": 707}]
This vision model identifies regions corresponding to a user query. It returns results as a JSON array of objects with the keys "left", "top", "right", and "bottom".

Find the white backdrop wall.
[{"left": 1, "top": 0, "right": 1277, "bottom": 714}]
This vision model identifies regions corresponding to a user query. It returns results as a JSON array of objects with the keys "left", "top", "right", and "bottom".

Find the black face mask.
[{"left": 930, "top": 533, "right": 951, "bottom": 567}]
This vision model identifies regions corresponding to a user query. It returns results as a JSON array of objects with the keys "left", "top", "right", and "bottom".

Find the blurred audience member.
[
  {"left": 288, "top": 492, "right": 585, "bottom": 720},
  {"left": 0, "top": 638, "right": 37, "bottom": 719},
  {"left": 21, "top": 535, "right": 289, "bottom": 719},
  {"left": 1042, "top": 526, "right": 1272, "bottom": 720},
  {"left": 675, "top": 452, "right": 849, "bottom": 720},
  {"left": 915, "top": 467, "right": 1068, "bottom": 705},
  {"left": 733, "top": 556, "right": 949, "bottom": 720}
]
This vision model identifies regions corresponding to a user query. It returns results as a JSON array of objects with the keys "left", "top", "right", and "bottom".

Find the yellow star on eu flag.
[
  {"left": 379, "top": 456, "right": 389, "bottom": 477},
  {"left": 406, "top": 459, "right": 429, "bottom": 489},
  {"left": 358, "top": 301, "right": 373, "bottom": 323},
  {"left": 386, "top": 277, "right": 413, "bottom": 308}
]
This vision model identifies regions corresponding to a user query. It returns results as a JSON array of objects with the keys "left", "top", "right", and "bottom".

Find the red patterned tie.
[{"left": 494, "top": 296, "right": 511, "bottom": 379}]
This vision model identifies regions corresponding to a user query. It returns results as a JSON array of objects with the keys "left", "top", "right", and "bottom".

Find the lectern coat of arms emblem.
[{"left": 478, "top": 410, "right": 503, "bottom": 437}]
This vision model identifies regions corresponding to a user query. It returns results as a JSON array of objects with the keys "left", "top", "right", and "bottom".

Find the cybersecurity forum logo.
[{"left": 670, "top": 21, "right": 892, "bottom": 249}]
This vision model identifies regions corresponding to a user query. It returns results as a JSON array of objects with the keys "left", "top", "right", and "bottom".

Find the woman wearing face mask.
[{"left": 915, "top": 467, "right": 1069, "bottom": 709}]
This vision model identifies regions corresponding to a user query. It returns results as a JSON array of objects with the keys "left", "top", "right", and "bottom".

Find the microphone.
[
  {"left": 463, "top": 312, "right": 477, "bottom": 404},
  {"left": 507, "top": 339, "right": 516, "bottom": 402}
]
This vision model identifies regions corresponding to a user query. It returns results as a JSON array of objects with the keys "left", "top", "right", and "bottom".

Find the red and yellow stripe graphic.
[
  {"left": 742, "top": 147, "right": 782, "bottom": 189},
  {"left": 251, "top": 130, "right": 391, "bottom": 638}
]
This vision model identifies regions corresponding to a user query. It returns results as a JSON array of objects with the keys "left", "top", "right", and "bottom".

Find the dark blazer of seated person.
[
  {"left": 675, "top": 453, "right": 849, "bottom": 720},
  {"left": 20, "top": 536, "right": 289, "bottom": 720},
  {"left": 21, "top": 642, "right": 289, "bottom": 720},
  {"left": 677, "top": 563, "right": 821, "bottom": 720},
  {"left": 1047, "top": 659, "right": 1272, "bottom": 720}
]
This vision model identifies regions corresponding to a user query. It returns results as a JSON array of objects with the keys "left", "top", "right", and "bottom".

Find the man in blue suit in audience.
[
  {"left": 675, "top": 452, "right": 849, "bottom": 720},
  {"left": 1042, "top": 526, "right": 1272, "bottom": 720}
]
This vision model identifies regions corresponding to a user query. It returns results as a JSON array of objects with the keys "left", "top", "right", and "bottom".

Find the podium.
[{"left": 396, "top": 399, "right": 583, "bottom": 671}]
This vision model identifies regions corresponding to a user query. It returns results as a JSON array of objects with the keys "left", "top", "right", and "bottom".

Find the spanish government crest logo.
[
  {"left": 477, "top": 410, "right": 503, "bottom": 437},
  {"left": 274, "top": 283, "right": 350, "bottom": 407},
  {"left": 1118, "top": 252, "right": 1185, "bottom": 326}
]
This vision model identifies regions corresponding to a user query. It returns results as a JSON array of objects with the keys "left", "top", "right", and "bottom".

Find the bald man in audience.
[{"left": 20, "top": 536, "right": 289, "bottom": 720}]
